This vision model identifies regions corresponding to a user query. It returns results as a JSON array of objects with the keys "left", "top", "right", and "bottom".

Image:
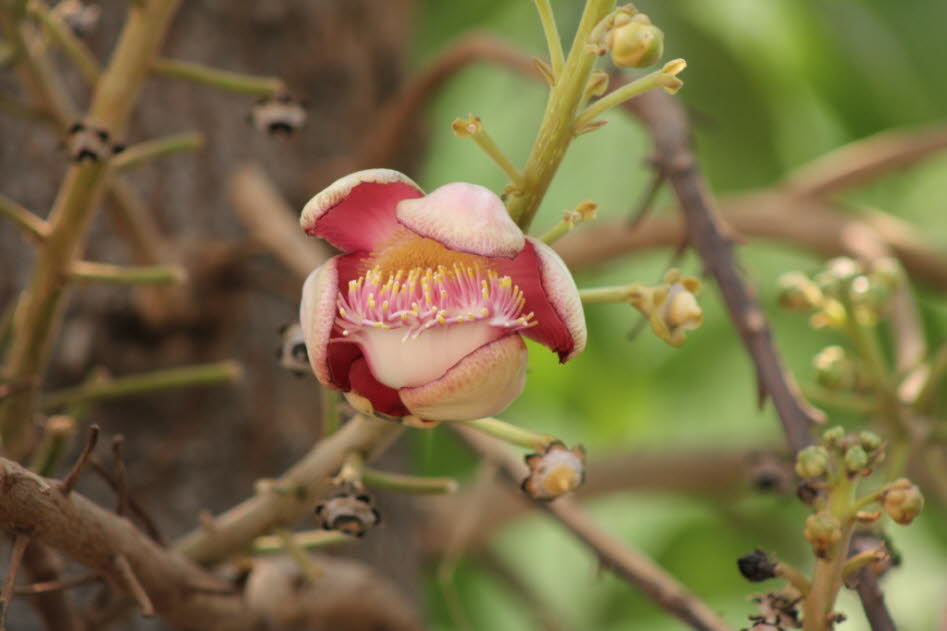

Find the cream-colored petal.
[
  {"left": 299, "top": 258, "right": 339, "bottom": 386},
  {"left": 396, "top": 182, "right": 524, "bottom": 258},
  {"left": 300, "top": 169, "right": 423, "bottom": 252},
  {"left": 399, "top": 334, "right": 527, "bottom": 421}
]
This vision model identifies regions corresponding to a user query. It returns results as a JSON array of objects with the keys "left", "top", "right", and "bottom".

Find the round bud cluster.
[
  {"left": 882, "top": 478, "right": 924, "bottom": 525},
  {"left": 628, "top": 269, "right": 703, "bottom": 347},
  {"left": 804, "top": 511, "right": 842, "bottom": 558},
  {"left": 812, "top": 346, "right": 858, "bottom": 391},
  {"left": 777, "top": 272, "right": 822, "bottom": 311},
  {"left": 795, "top": 445, "right": 829, "bottom": 479}
]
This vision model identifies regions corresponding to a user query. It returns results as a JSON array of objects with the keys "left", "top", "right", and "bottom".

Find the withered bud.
[
  {"left": 276, "top": 322, "right": 310, "bottom": 377},
  {"left": 315, "top": 487, "right": 380, "bottom": 537},
  {"left": 631, "top": 269, "right": 703, "bottom": 347},
  {"left": 451, "top": 114, "right": 482, "bottom": 138},
  {"left": 607, "top": 13, "right": 664, "bottom": 68},
  {"left": 777, "top": 271, "right": 823, "bottom": 311},
  {"left": 66, "top": 122, "right": 124, "bottom": 162},
  {"left": 54, "top": 0, "right": 101, "bottom": 37},
  {"left": 804, "top": 512, "right": 842, "bottom": 558},
  {"left": 794, "top": 445, "right": 829, "bottom": 479},
  {"left": 882, "top": 478, "right": 924, "bottom": 526},
  {"left": 521, "top": 441, "right": 586, "bottom": 501},
  {"left": 250, "top": 93, "right": 307, "bottom": 136},
  {"left": 737, "top": 549, "right": 777, "bottom": 582}
]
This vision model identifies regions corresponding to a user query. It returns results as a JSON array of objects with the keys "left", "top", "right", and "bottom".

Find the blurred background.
[{"left": 1, "top": 1, "right": 945, "bottom": 630}]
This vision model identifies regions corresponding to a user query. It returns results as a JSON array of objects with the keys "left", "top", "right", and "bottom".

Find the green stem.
[
  {"left": 42, "top": 361, "right": 241, "bottom": 410},
  {"left": 362, "top": 468, "right": 458, "bottom": 494},
  {"left": 458, "top": 417, "right": 555, "bottom": 451},
  {"left": 574, "top": 65, "right": 682, "bottom": 129},
  {"left": 27, "top": 414, "right": 76, "bottom": 476},
  {"left": 579, "top": 283, "right": 640, "bottom": 304},
  {"left": 320, "top": 387, "right": 341, "bottom": 437},
  {"left": 152, "top": 58, "right": 283, "bottom": 96},
  {"left": 462, "top": 122, "right": 524, "bottom": 187},
  {"left": 532, "top": 0, "right": 564, "bottom": 78},
  {"left": 800, "top": 384, "right": 876, "bottom": 414},
  {"left": 0, "top": 0, "right": 183, "bottom": 457},
  {"left": 335, "top": 450, "right": 365, "bottom": 486},
  {"left": 29, "top": 0, "right": 100, "bottom": 82},
  {"left": 506, "top": 0, "right": 617, "bottom": 230},
  {"left": 0, "top": 193, "right": 49, "bottom": 240},
  {"left": 841, "top": 547, "right": 884, "bottom": 581},
  {"left": 110, "top": 131, "right": 204, "bottom": 171},
  {"left": 273, "top": 528, "right": 323, "bottom": 582},
  {"left": 774, "top": 562, "right": 811, "bottom": 596},
  {"left": 69, "top": 261, "right": 186, "bottom": 285},
  {"left": 914, "top": 342, "right": 947, "bottom": 413},
  {"left": 252, "top": 529, "right": 351, "bottom": 554}
]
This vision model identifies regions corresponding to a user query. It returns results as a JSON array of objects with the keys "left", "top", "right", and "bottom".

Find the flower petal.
[
  {"left": 301, "top": 169, "right": 424, "bottom": 252},
  {"left": 300, "top": 257, "right": 340, "bottom": 386},
  {"left": 348, "top": 358, "right": 410, "bottom": 418},
  {"left": 495, "top": 238, "right": 586, "bottom": 362},
  {"left": 396, "top": 183, "right": 524, "bottom": 258},
  {"left": 399, "top": 334, "right": 527, "bottom": 421}
]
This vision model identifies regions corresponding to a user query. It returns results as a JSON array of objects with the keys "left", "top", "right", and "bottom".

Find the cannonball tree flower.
[{"left": 299, "top": 169, "right": 586, "bottom": 423}]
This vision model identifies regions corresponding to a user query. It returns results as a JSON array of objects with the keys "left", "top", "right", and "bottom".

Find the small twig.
[
  {"left": 14, "top": 573, "right": 100, "bottom": 596},
  {"left": 251, "top": 529, "right": 352, "bottom": 554},
  {"left": 0, "top": 533, "right": 32, "bottom": 630},
  {"left": 454, "top": 425, "right": 733, "bottom": 631},
  {"left": 362, "top": 468, "right": 459, "bottom": 495},
  {"left": 109, "top": 131, "right": 205, "bottom": 171},
  {"left": 58, "top": 424, "right": 100, "bottom": 495},
  {"left": 68, "top": 261, "right": 187, "bottom": 285},
  {"left": 628, "top": 165, "right": 665, "bottom": 228},
  {"left": 0, "top": 193, "right": 50, "bottom": 241},
  {"left": 152, "top": 58, "right": 283, "bottom": 96},
  {"left": 110, "top": 436, "right": 131, "bottom": 518},
  {"left": 88, "top": 458, "right": 164, "bottom": 544},
  {"left": 113, "top": 555, "right": 154, "bottom": 617}
]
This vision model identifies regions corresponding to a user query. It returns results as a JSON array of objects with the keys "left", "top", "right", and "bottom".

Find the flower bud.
[
  {"left": 54, "top": 0, "right": 101, "bottom": 37},
  {"left": 804, "top": 512, "right": 842, "bottom": 558},
  {"left": 795, "top": 446, "right": 829, "bottom": 479},
  {"left": 521, "top": 441, "right": 586, "bottom": 501},
  {"left": 607, "top": 13, "right": 664, "bottom": 68},
  {"left": 250, "top": 93, "right": 307, "bottom": 136},
  {"left": 859, "top": 431, "right": 882, "bottom": 452},
  {"left": 737, "top": 549, "right": 777, "bottom": 582},
  {"left": 812, "top": 346, "right": 856, "bottom": 391},
  {"left": 844, "top": 445, "right": 868, "bottom": 474},
  {"left": 882, "top": 478, "right": 924, "bottom": 525},
  {"left": 822, "top": 426, "right": 845, "bottom": 447},
  {"left": 315, "top": 487, "right": 380, "bottom": 537},
  {"left": 777, "top": 272, "right": 822, "bottom": 311},
  {"left": 637, "top": 270, "right": 702, "bottom": 347}
]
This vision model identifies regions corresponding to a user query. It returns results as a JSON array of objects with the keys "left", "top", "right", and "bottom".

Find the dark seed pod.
[
  {"left": 737, "top": 549, "right": 777, "bottom": 582},
  {"left": 250, "top": 93, "right": 307, "bottom": 136},
  {"left": 276, "top": 322, "right": 310, "bottom": 377}
]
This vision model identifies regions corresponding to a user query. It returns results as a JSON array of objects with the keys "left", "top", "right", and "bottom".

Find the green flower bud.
[
  {"left": 813, "top": 346, "right": 855, "bottom": 391},
  {"left": 777, "top": 272, "right": 822, "bottom": 311},
  {"left": 822, "top": 426, "right": 845, "bottom": 447},
  {"left": 869, "top": 257, "right": 901, "bottom": 290},
  {"left": 882, "top": 478, "right": 924, "bottom": 525},
  {"left": 795, "top": 446, "right": 829, "bottom": 479},
  {"left": 608, "top": 14, "right": 664, "bottom": 68},
  {"left": 815, "top": 257, "right": 861, "bottom": 298},
  {"left": 859, "top": 431, "right": 882, "bottom": 452},
  {"left": 844, "top": 445, "right": 869, "bottom": 473},
  {"left": 804, "top": 512, "right": 842, "bottom": 558}
]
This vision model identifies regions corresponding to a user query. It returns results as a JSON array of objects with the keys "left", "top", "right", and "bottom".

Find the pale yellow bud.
[{"left": 608, "top": 14, "right": 664, "bottom": 68}]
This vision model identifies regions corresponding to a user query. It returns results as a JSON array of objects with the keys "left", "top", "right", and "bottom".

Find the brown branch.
[
  {"left": 15, "top": 573, "right": 100, "bottom": 596},
  {"left": 109, "top": 437, "right": 131, "bottom": 519},
  {"left": 88, "top": 458, "right": 164, "bottom": 545},
  {"left": 454, "top": 425, "right": 733, "bottom": 631},
  {"left": 58, "top": 424, "right": 99, "bottom": 496},
  {"left": 112, "top": 554, "right": 154, "bottom": 617},
  {"left": 20, "top": 543, "right": 80, "bottom": 631},
  {"left": 849, "top": 535, "right": 897, "bottom": 631},
  {"left": 624, "top": 88, "right": 819, "bottom": 453},
  {"left": 0, "top": 533, "right": 31, "bottom": 630},
  {"left": 783, "top": 124, "right": 947, "bottom": 199}
]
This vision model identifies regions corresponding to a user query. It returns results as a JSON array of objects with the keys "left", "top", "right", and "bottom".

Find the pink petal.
[
  {"left": 300, "top": 257, "right": 341, "bottom": 386},
  {"left": 495, "top": 238, "right": 587, "bottom": 362},
  {"left": 396, "top": 183, "right": 524, "bottom": 258},
  {"left": 348, "top": 358, "right": 410, "bottom": 417},
  {"left": 300, "top": 169, "right": 423, "bottom": 252},
  {"left": 399, "top": 334, "right": 527, "bottom": 421}
]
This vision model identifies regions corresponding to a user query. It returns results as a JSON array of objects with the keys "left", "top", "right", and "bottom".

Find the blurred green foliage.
[{"left": 408, "top": 1, "right": 947, "bottom": 629}]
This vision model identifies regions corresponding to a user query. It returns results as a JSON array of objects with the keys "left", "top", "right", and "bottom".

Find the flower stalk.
[
  {"left": 152, "top": 57, "right": 284, "bottom": 97},
  {"left": 110, "top": 131, "right": 205, "bottom": 171},
  {"left": 362, "top": 468, "right": 459, "bottom": 495},
  {"left": 458, "top": 417, "right": 555, "bottom": 451},
  {"left": 532, "top": 0, "right": 564, "bottom": 78},
  {"left": 451, "top": 115, "right": 524, "bottom": 188},
  {"left": 539, "top": 200, "right": 597, "bottom": 244},
  {"left": 69, "top": 261, "right": 187, "bottom": 285},
  {"left": 573, "top": 59, "right": 685, "bottom": 129},
  {"left": 0, "top": 193, "right": 49, "bottom": 241},
  {"left": 251, "top": 529, "right": 351, "bottom": 554}
]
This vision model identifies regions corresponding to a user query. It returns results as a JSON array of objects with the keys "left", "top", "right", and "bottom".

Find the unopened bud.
[
  {"left": 804, "top": 512, "right": 842, "bottom": 558},
  {"left": 822, "top": 426, "right": 845, "bottom": 447},
  {"left": 844, "top": 445, "right": 869, "bottom": 474},
  {"left": 869, "top": 257, "right": 901, "bottom": 290},
  {"left": 522, "top": 441, "right": 586, "bottom": 501},
  {"left": 882, "top": 478, "right": 924, "bottom": 525},
  {"left": 737, "top": 549, "right": 777, "bottom": 582},
  {"left": 813, "top": 346, "right": 855, "bottom": 391},
  {"left": 859, "top": 431, "right": 882, "bottom": 452},
  {"left": 815, "top": 257, "right": 861, "bottom": 297},
  {"left": 607, "top": 13, "right": 664, "bottom": 68},
  {"left": 315, "top": 487, "right": 380, "bottom": 537},
  {"left": 250, "top": 93, "right": 306, "bottom": 136},
  {"left": 795, "top": 446, "right": 829, "bottom": 479},
  {"left": 778, "top": 272, "right": 822, "bottom": 311}
]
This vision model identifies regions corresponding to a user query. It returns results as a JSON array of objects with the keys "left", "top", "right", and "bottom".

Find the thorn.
[
  {"left": 58, "top": 424, "right": 100, "bottom": 495},
  {"left": 113, "top": 555, "right": 154, "bottom": 617}
]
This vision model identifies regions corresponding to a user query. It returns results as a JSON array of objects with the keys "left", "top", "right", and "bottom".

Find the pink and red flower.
[{"left": 299, "top": 169, "right": 586, "bottom": 422}]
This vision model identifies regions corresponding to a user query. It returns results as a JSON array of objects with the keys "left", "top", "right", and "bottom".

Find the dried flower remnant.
[
  {"left": 276, "top": 323, "right": 310, "bottom": 377},
  {"left": 629, "top": 269, "right": 703, "bottom": 347},
  {"left": 299, "top": 169, "right": 586, "bottom": 422},
  {"left": 315, "top": 486, "right": 380, "bottom": 537},
  {"left": 744, "top": 592, "right": 802, "bottom": 631},
  {"left": 737, "top": 549, "right": 778, "bottom": 583},
  {"left": 250, "top": 93, "right": 307, "bottom": 136},
  {"left": 521, "top": 441, "right": 586, "bottom": 501},
  {"left": 66, "top": 122, "right": 125, "bottom": 162},
  {"left": 53, "top": 0, "right": 101, "bottom": 37}
]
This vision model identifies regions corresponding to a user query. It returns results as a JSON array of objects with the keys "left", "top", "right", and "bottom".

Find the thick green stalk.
[
  {"left": 506, "top": 0, "right": 617, "bottom": 230},
  {"left": 803, "top": 477, "right": 856, "bottom": 631},
  {"left": 0, "top": 0, "right": 183, "bottom": 456}
]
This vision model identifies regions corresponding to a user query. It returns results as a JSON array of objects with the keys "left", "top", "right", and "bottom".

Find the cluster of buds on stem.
[
  {"left": 777, "top": 257, "right": 902, "bottom": 330},
  {"left": 588, "top": 4, "right": 665, "bottom": 68},
  {"left": 628, "top": 269, "right": 703, "bottom": 347}
]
